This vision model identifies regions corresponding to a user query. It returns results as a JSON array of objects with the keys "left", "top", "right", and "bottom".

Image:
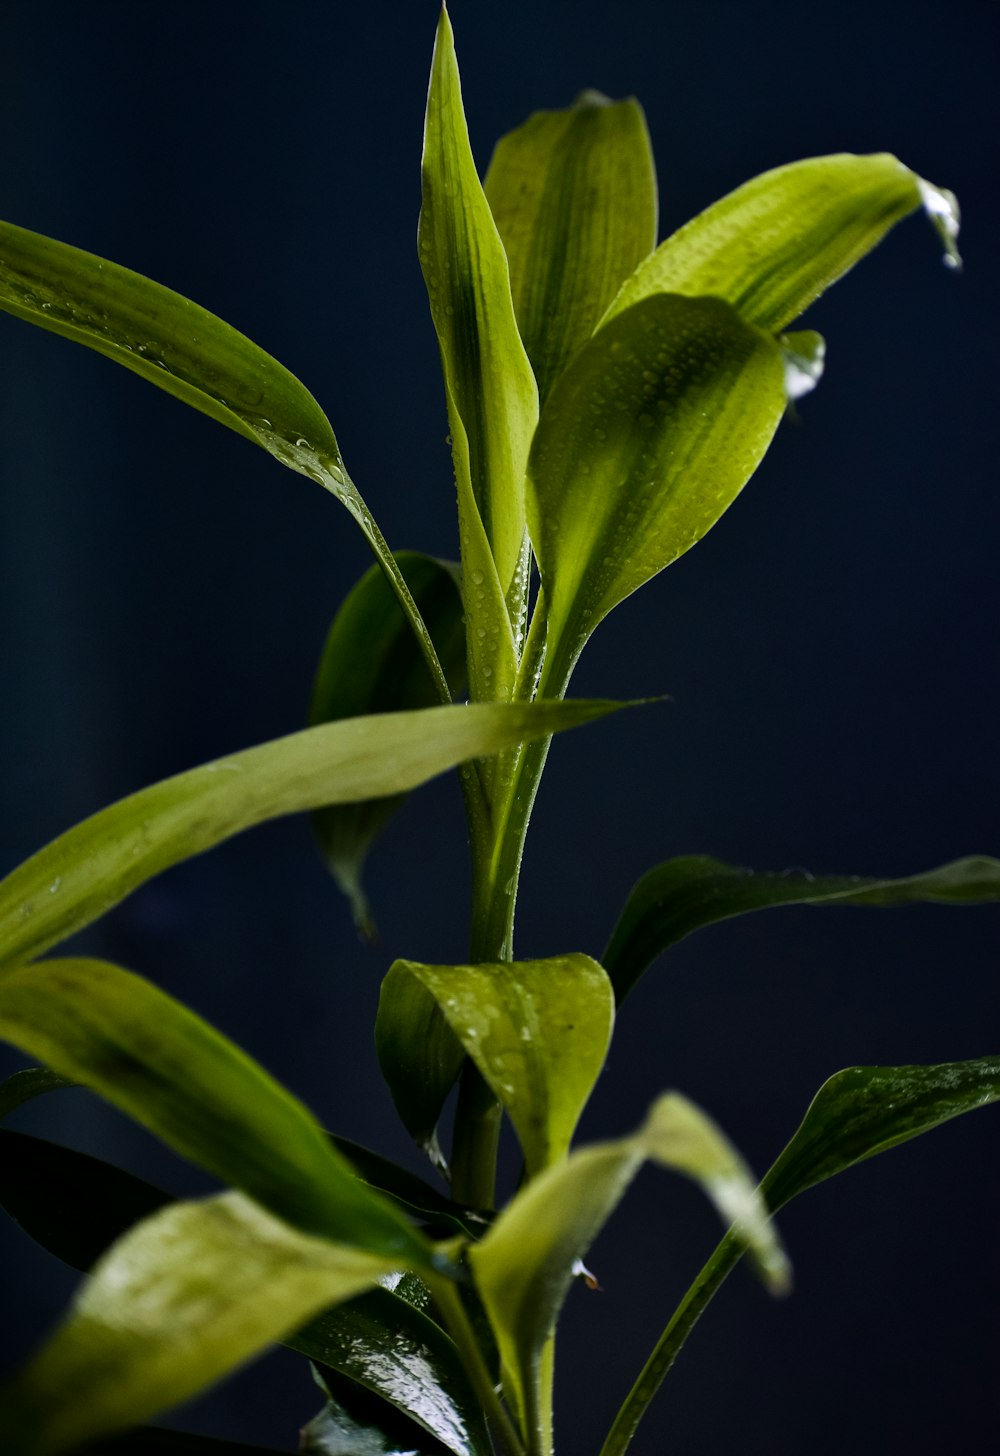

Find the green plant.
[{"left": 0, "top": 5, "right": 995, "bottom": 1454}]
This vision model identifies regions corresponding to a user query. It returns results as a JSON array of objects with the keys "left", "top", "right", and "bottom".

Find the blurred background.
[{"left": 1, "top": 0, "right": 998, "bottom": 1451}]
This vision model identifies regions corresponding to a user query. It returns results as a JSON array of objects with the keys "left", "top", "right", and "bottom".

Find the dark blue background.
[{"left": 1, "top": 1, "right": 998, "bottom": 1451}]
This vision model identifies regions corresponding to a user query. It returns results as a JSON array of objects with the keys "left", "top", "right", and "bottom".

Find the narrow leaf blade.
[
  {"left": 0, "top": 1066, "right": 74, "bottom": 1120},
  {"left": 484, "top": 91, "right": 656, "bottom": 402},
  {"left": 604, "top": 153, "right": 960, "bottom": 333},
  {"left": 603, "top": 854, "right": 1000, "bottom": 1003},
  {"left": 0, "top": 1192, "right": 400, "bottom": 1456},
  {"left": 0, "top": 957, "right": 429, "bottom": 1263},
  {"left": 0, "top": 698, "right": 621, "bottom": 968}
]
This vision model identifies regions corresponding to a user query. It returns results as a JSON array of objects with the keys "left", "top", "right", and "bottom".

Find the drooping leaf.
[
  {"left": 0, "top": 957, "right": 430, "bottom": 1264},
  {"left": 0, "top": 1066, "right": 74, "bottom": 1120},
  {"left": 603, "top": 853, "right": 1000, "bottom": 1003},
  {"left": 761, "top": 1056, "right": 1000, "bottom": 1213},
  {"left": 0, "top": 1192, "right": 403, "bottom": 1456},
  {"left": 0, "top": 698, "right": 620, "bottom": 969},
  {"left": 527, "top": 293, "right": 787, "bottom": 688},
  {"left": 468, "top": 1093, "right": 787, "bottom": 1448},
  {"left": 309, "top": 552, "right": 467, "bottom": 935},
  {"left": 604, "top": 153, "right": 960, "bottom": 333},
  {"left": 484, "top": 90, "right": 656, "bottom": 403},
  {"left": 378, "top": 956, "right": 614, "bottom": 1177},
  {"left": 295, "top": 1281, "right": 490, "bottom": 1456},
  {"left": 0, "top": 217, "right": 346, "bottom": 485},
  {"left": 419, "top": 6, "right": 539, "bottom": 697},
  {"left": 0, "top": 1129, "right": 171, "bottom": 1272},
  {"left": 600, "top": 1055, "right": 1000, "bottom": 1456}
]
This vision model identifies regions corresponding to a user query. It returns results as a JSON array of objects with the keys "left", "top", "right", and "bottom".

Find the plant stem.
[
  {"left": 450, "top": 1059, "right": 503, "bottom": 1209},
  {"left": 433, "top": 1275, "right": 527, "bottom": 1456},
  {"left": 599, "top": 1233, "right": 744, "bottom": 1456}
]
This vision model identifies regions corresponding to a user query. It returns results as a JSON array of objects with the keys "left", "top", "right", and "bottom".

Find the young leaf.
[
  {"left": 603, "top": 153, "right": 960, "bottom": 334},
  {"left": 0, "top": 1066, "right": 74, "bottom": 1120},
  {"left": 603, "top": 853, "right": 1000, "bottom": 1003},
  {"left": 0, "top": 698, "right": 620, "bottom": 969},
  {"left": 468, "top": 1093, "right": 787, "bottom": 1448},
  {"left": 527, "top": 293, "right": 787, "bottom": 686},
  {"left": 419, "top": 6, "right": 539, "bottom": 695},
  {"left": 0, "top": 1192, "right": 402, "bottom": 1456},
  {"left": 0, "top": 957, "right": 430, "bottom": 1264},
  {"left": 0, "top": 1129, "right": 171, "bottom": 1273},
  {"left": 309, "top": 552, "right": 467, "bottom": 935},
  {"left": 0, "top": 218, "right": 344, "bottom": 481},
  {"left": 378, "top": 956, "right": 614, "bottom": 1177},
  {"left": 484, "top": 91, "right": 656, "bottom": 403},
  {"left": 295, "top": 1282, "right": 491, "bottom": 1456}
]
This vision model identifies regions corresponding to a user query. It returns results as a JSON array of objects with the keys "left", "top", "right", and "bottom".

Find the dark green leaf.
[
  {"left": 0, "top": 698, "right": 620, "bottom": 969},
  {"left": 0, "top": 218, "right": 345, "bottom": 482},
  {"left": 603, "top": 853, "right": 1000, "bottom": 1003},
  {"left": 379, "top": 956, "right": 614, "bottom": 1177},
  {"left": 0, "top": 1129, "right": 170, "bottom": 1272},
  {"left": 469, "top": 1093, "right": 787, "bottom": 1446},
  {"left": 309, "top": 553, "right": 467, "bottom": 935},
  {"left": 527, "top": 293, "right": 787, "bottom": 689},
  {"left": 604, "top": 153, "right": 960, "bottom": 333},
  {"left": 419, "top": 7, "right": 538, "bottom": 698},
  {"left": 0, "top": 1066, "right": 74, "bottom": 1120},
  {"left": 484, "top": 91, "right": 656, "bottom": 403},
  {"left": 0, "top": 1192, "right": 403, "bottom": 1456},
  {"left": 295, "top": 1282, "right": 490, "bottom": 1456},
  {"left": 762, "top": 1056, "right": 1000, "bottom": 1213},
  {"left": 0, "top": 957, "right": 430, "bottom": 1264},
  {"left": 328, "top": 1135, "right": 489, "bottom": 1239},
  {"left": 301, "top": 1397, "right": 444, "bottom": 1456}
]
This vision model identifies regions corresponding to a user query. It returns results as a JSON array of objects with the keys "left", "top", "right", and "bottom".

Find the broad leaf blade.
[
  {"left": 484, "top": 91, "right": 656, "bottom": 403},
  {"left": 762, "top": 1056, "right": 1000, "bottom": 1213},
  {"left": 419, "top": 7, "right": 538, "bottom": 696},
  {"left": 0, "top": 1129, "right": 170, "bottom": 1272},
  {"left": 0, "top": 1192, "right": 400, "bottom": 1456},
  {"left": 0, "top": 1066, "right": 73, "bottom": 1120},
  {"left": 604, "top": 153, "right": 960, "bottom": 333},
  {"left": 0, "top": 957, "right": 429, "bottom": 1263},
  {"left": 0, "top": 698, "right": 620, "bottom": 968},
  {"left": 603, "top": 854, "right": 1000, "bottom": 1003},
  {"left": 296, "top": 1283, "right": 490, "bottom": 1456},
  {"left": 309, "top": 552, "right": 467, "bottom": 935},
  {"left": 527, "top": 293, "right": 786, "bottom": 681},
  {"left": 379, "top": 956, "right": 614, "bottom": 1177},
  {"left": 469, "top": 1093, "right": 786, "bottom": 1444},
  {"left": 0, "top": 218, "right": 344, "bottom": 477}
]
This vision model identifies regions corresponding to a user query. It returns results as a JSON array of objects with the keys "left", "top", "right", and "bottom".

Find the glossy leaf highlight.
[
  {"left": 484, "top": 91, "right": 656, "bottom": 402},
  {"left": 0, "top": 698, "right": 619, "bottom": 969},
  {"left": 0, "top": 957, "right": 429, "bottom": 1263},
  {"left": 604, "top": 853, "right": 1000, "bottom": 1003},
  {"left": 528, "top": 293, "right": 786, "bottom": 680},
  {"left": 605, "top": 153, "right": 960, "bottom": 333},
  {"left": 309, "top": 552, "right": 466, "bottom": 935},
  {"left": 0, "top": 1192, "right": 400, "bottom": 1456},
  {"left": 419, "top": 7, "right": 538, "bottom": 695},
  {"left": 379, "top": 955, "right": 614, "bottom": 1177}
]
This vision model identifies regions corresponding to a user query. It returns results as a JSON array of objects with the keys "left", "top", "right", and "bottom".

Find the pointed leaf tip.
[{"left": 916, "top": 176, "right": 962, "bottom": 270}]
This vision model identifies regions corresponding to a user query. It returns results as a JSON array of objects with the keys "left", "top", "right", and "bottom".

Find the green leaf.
[
  {"left": 0, "top": 1129, "right": 170, "bottom": 1272},
  {"left": 603, "top": 853, "right": 1000, "bottom": 1003},
  {"left": 378, "top": 956, "right": 614, "bottom": 1177},
  {"left": 484, "top": 91, "right": 656, "bottom": 403},
  {"left": 762, "top": 1055, "right": 1000, "bottom": 1214},
  {"left": 468, "top": 1093, "right": 787, "bottom": 1448},
  {"left": 0, "top": 217, "right": 346, "bottom": 484},
  {"left": 0, "top": 1066, "right": 74, "bottom": 1120},
  {"left": 527, "top": 293, "right": 787, "bottom": 686},
  {"left": 301, "top": 1397, "right": 446, "bottom": 1456},
  {"left": 295, "top": 1281, "right": 490, "bottom": 1456},
  {"left": 0, "top": 957, "right": 430, "bottom": 1264},
  {"left": 328, "top": 1135, "right": 490, "bottom": 1239},
  {"left": 0, "top": 1191, "right": 403, "bottom": 1456},
  {"left": 419, "top": 7, "right": 539, "bottom": 697},
  {"left": 0, "top": 698, "right": 620, "bottom": 969},
  {"left": 604, "top": 153, "right": 960, "bottom": 333},
  {"left": 309, "top": 552, "right": 467, "bottom": 935}
]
